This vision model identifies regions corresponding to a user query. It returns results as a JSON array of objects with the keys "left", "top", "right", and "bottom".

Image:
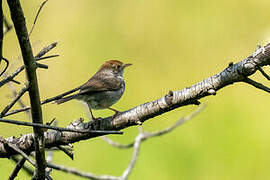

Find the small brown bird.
[{"left": 55, "top": 60, "right": 132, "bottom": 120}]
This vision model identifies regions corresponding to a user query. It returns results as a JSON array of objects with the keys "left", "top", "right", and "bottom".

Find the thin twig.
[
  {"left": 3, "top": 16, "right": 13, "bottom": 34},
  {"left": 35, "top": 54, "right": 59, "bottom": 61},
  {"left": 103, "top": 105, "right": 205, "bottom": 149},
  {"left": 28, "top": 0, "right": 48, "bottom": 37},
  {"left": 243, "top": 78, "right": 270, "bottom": 93},
  {"left": 35, "top": 42, "right": 57, "bottom": 58},
  {"left": 57, "top": 145, "right": 73, "bottom": 160},
  {"left": 0, "top": 84, "right": 29, "bottom": 117},
  {"left": 0, "top": 42, "right": 58, "bottom": 88},
  {"left": 101, "top": 136, "right": 133, "bottom": 149},
  {"left": 0, "top": 118, "right": 123, "bottom": 134},
  {"left": 7, "top": 82, "right": 30, "bottom": 116},
  {"left": 0, "top": 65, "right": 24, "bottom": 87},
  {"left": 121, "top": 130, "right": 143, "bottom": 180},
  {"left": 46, "top": 131, "right": 143, "bottom": 180},
  {"left": 9, "top": 156, "right": 34, "bottom": 179},
  {"left": 36, "top": 62, "right": 48, "bottom": 69},
  {"left": 47, "top": 163, "right": 119, "bottom": 180},
  {"left": 0, "top": 57, "right": 9, "bottom": 77},
  {"left": 258, "top": 67, "right": 270, "bottom": 80},
  {"left": 4, "top": 86, "right": 81, "bottom": 117},
  {"left": 45, "top": 106, "right": 204, "bottom": 180},
  {"left": 10, "top": 79, "right": 20, "bottom": 84}
]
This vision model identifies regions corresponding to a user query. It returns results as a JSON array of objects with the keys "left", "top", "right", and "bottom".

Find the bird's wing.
[{"left": 78, "top": 76, "right": 122, "bottom": 95}]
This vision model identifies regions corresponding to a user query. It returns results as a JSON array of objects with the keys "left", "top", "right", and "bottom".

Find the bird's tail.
[{"left": 54, "top": 94, "right": 77, "bottom": 104}]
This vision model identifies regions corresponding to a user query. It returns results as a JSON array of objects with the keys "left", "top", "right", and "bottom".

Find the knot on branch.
[
  {"left": 165, "top": 90, "right": 174, "bottom": 105},
  {"left": 67, "top": 118, "right": 86, "bottom": 130},
  {"left": 208, "top": 89, "right": 216, "bottom": 95}
]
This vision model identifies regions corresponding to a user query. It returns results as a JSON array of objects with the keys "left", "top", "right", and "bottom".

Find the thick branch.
[
  {"left": 0, "top": 44, "right": 270, "bottom": 158},
  {"left": 7, "top": 0, "right": 46, "bottom": 179}
]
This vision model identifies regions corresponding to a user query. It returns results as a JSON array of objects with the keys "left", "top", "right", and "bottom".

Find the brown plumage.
[{"left": 55, "top": 60, "right": 131, "bottom": 120}]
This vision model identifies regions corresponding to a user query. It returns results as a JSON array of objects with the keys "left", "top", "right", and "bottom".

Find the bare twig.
[
  {"left": 0, "top": 42, "right": 58, "bottom": 88},
  {"left": 36, "top": 62, "right": 48, "bottom": 69},
  {"left": 42, "top": 106, "right": 204, "bottom": 180},
  {"left": 3, "top": 16, "right": 13, "bottom": 34},
  {"left": 0, "top": 65, "right": 24, "bottom": 87},
  {"left": 9, "top": 156, "right": 34, "bottom": 179},
  {"left": 101, "top": 136, "right": 133, "bottom": 149},
  {"left": 8, "top": 83, "right": 30, "bottom": 115},
  {"left": 28, "top": 0, "right": 48, "bottom": 37},
  {"left": 243, "top": 78, "right": 270, "bottom": 93},
  {"left": 0, "top": 117, "right": 123, "bottom": 134},
  {"left": 35, "top": 54, "right": 59, "bottom": 61},
  {"left": 121, "top": 130, "right": 143, "bottom": 180},
  {"left": 7, "top": 83, "right": 32, "bottom": 180},
  {"left": 0, "top": 84, "right": 29, "bottom": 117},
  {"left": 35, "top": 42, "right": 57, "bottom": 58},
  {"left": 10, "top": 79, "right": 20, "bottom": 84},
  {"left": 102, "top": 105, "right": 205, "bottom": 149},
  {"left": 4, "top": 85, "right": 81, "bottom": 117},
  {"left": 47, "top": 163, "right": 119, "bottom": 180},
  {"left": 258, "top": 67, "right": 270, "bottom": 80},
  {"left": 0, "top": 57, "right": 9, "bottom": 77},
  {"left": 57, "top": 145, "right": 73, "bottom": 160}
]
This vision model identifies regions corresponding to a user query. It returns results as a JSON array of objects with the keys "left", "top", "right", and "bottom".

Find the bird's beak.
[{"left": 123, "top": 63, "right": 132, "bottom": 68}]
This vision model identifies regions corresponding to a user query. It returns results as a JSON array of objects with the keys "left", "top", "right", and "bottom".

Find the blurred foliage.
[{"left": 1, "top": 0, "right": 270, "bottom": 179}]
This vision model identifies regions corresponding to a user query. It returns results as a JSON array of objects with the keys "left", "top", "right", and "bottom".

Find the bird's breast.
[{"left": 85, "top": 82, "right": 125, "bottom": 110}]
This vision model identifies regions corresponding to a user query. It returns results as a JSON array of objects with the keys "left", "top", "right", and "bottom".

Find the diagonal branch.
[
  {"left": 0, "top": 42, "right": 58, "bottom": 88},
  {"left": 28, "top": 0, "right": 48, "bottom": 37},
  {"left": 0, "top": 84, "right": 29, "bottom": 117},
  {"left": 0, "top": 57, "right": 9, "bottom": 77},
  {"left": 9, "top": 156, "right": 34, "bottom": 180},
  {"left": 3, "top": 16, "right": 13, "bottom": 34},
  {"left": 102, "top": 105, "right": 205, "bottom": 149},
  {"left": 243, "top": 78, "right": 270, "bottom": 93},
  {"left": 4, "top": 85, "right": 81, "bottom": 117},
  {"left": 1, "top": 43, "right": 270, "bottom": 158},
  {"left": 258, "top": 67, "right": 270, "bottom": 80}
]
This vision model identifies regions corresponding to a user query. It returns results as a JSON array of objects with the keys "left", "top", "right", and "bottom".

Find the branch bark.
[
  {"left": 0, "top": 44, "right": 270, "bottom": 158},
  {"left": 7, "top": 0, "right": 46, "bottom": 179}
]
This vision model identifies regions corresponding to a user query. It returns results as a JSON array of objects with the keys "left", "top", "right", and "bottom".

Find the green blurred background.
[{"left": 1, "top": 0, "right": 270, "bottom": 179}]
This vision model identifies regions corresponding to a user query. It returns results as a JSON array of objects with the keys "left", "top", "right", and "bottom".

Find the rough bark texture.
[{"left": 0, "top": 44, "right": 269, "bottom": 158}]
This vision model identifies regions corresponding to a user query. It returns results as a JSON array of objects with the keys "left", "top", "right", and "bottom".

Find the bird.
[{"left": 55, "top": 60, "right": 132, "bottom": 120}]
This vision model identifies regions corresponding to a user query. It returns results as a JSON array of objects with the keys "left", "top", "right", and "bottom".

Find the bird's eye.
[{"left": 117, "top": 65, "right": 121, "bottom": 69}]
